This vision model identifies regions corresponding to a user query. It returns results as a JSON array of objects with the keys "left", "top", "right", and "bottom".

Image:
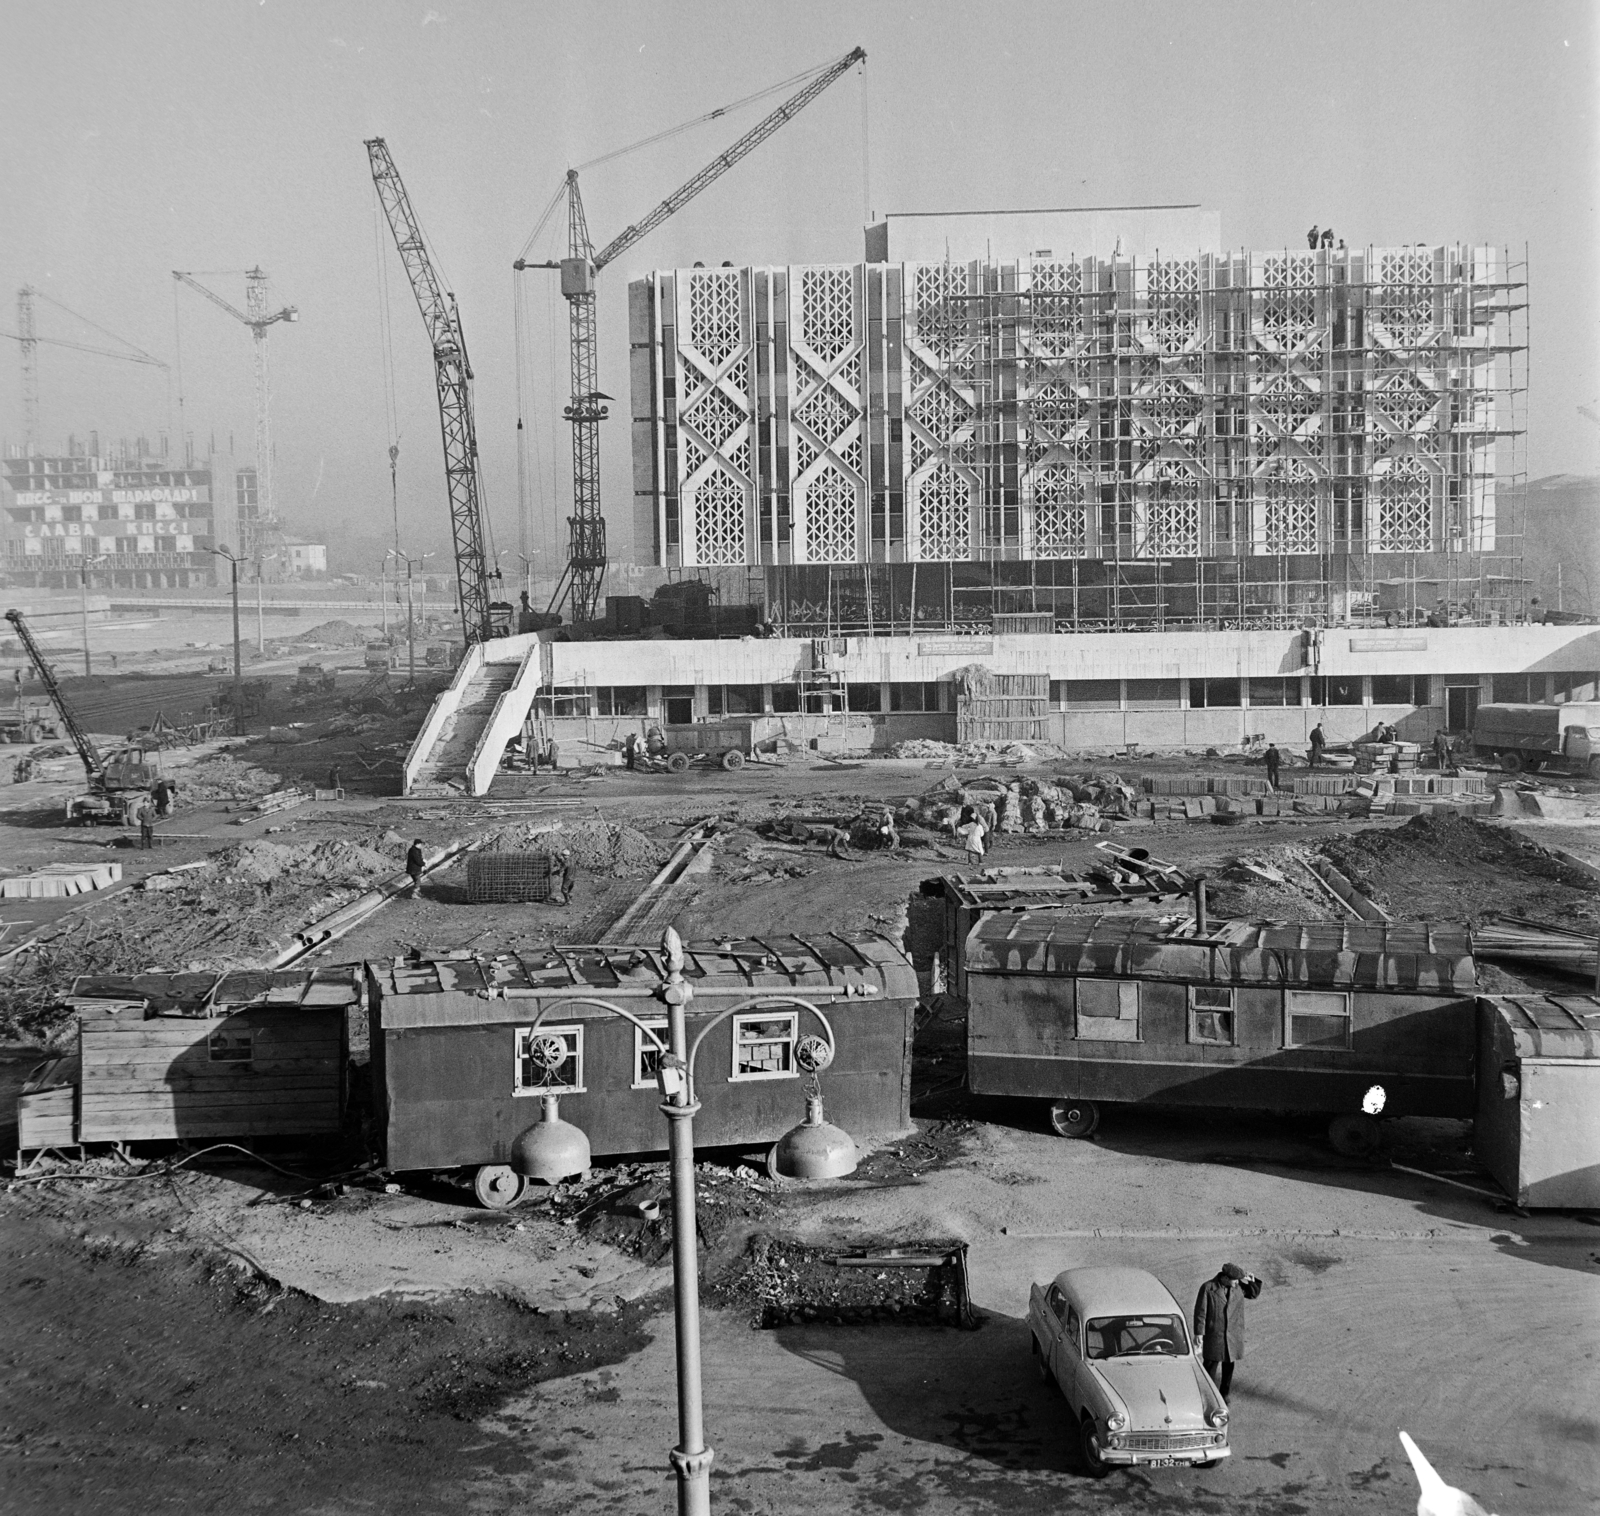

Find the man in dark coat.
[
  {"left": 405, "top": 839, "right": 425, "bottom": 895},
  {"left": 1308, "top": 723, "right": 1326, "bottom": 769},
  {"left": 1193, "top": 1263, "right": 1263, "bottom": 1399},
  {"left": 1263, "top": 743, "right": 1281, "bottom": 789}
]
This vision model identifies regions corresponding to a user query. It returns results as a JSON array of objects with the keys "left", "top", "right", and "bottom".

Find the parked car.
[{"left": 1028, "top": 1265, "right": 1230, "bottom": 1475}]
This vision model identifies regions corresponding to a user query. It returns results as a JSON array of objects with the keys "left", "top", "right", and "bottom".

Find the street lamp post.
[
  {"left": 508, "top": 928, "right": 863, "bottom": 1516},
  {"left": 254, "top": 552, "right": 278, "bottom": 654},
  {"left": 209, "top": 545, "right": 245, "bottom": 735},
  {"left": 77, "top": 553, "right": 106, "bottom": 677}
]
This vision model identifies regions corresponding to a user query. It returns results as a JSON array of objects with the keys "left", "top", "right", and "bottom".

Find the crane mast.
[
  {"left": 518, "top": 45, "right": 866, "bottom": 624},
  {"left": 365, "top": 138, "right": 494, "bottom": 646}
]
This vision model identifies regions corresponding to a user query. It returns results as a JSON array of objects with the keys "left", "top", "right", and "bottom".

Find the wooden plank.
[
  {"left": 78, "top": 1021, "right": 339, "bottom": 1047},
  {"left": 81, "top": 1034, "right": 340, "bottom": 1059},
  {"left": 80, "top": 1055, "right": 339, "bottom": 1080},
  {"left": 78, "top": 1075, "right": 340, "bottom": 1097},
  {"left": 79, "top": 1116, "right": 341, "bottom": 1140},
  {"left": 79, "top": 1095, "right": 337, "bottom": 1118}
]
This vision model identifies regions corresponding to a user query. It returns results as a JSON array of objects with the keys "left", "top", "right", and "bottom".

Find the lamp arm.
[
  {"left": 512, "top": 995, "right": 670, "bottom": 1055},
  {"left": 684, "top": 995, "right": 837, "bottom": 1106}
]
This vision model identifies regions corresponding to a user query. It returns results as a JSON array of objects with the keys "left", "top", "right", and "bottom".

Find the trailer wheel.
[
  {"left": 1327, "top": 1113, "right": 1382, "bottom": 1157},
  {"left": 471, "top": 1164, "right": 527, "bottom": 1209},
  {"left": 1498, "top": 750, "right": 1525, "bottom": 774},
  {"left": 1048, "top": 1099, "right": 1100, "bottom": 1139},
  {"left": 666, "top": 752, "right": 691, "bottom": 774},
  {"left": 720, "top": 749, "right": 745, "bottom": 771}
]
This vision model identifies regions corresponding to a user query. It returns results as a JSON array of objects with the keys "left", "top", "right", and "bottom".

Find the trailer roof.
[
  {"left": 371, "top": 932, "right": 917, "bottom": 1029},
  {"left": 967, "top": 913, "right": 1475, "bottom": 993},
  {"left": 1482, "top": 993, "right": 1600, "bottom": 1059}
]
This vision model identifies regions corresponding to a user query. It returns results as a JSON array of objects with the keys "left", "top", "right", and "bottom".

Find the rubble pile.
[
  {"left": 489, "top": 818, "right": 670, "bottom": 877},
  {"left": 179, "top": 753, "right": 284, "bottom": 801},
  {"left": 889, "top": 738, "right": 1042, "bottom": 766},
  {"left": 898, "top": 771, "right": 1142, "bottom": 835}
]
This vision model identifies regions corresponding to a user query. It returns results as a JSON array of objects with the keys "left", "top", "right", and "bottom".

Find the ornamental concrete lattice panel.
[{"left": 630, "top": 243, "right": 1525, "bottom": 627}]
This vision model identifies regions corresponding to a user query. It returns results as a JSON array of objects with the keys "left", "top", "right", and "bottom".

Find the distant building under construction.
[{"left": 630, "top": 211, "right": 1527, "bottom": 633}]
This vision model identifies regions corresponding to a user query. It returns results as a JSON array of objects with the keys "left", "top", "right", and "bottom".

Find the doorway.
[
  {"left": 663, "top": 685, "right": 694, "bottom": 725},
  {"left": 1445, "top": 684, "right": 1479, "bottom": 733}
]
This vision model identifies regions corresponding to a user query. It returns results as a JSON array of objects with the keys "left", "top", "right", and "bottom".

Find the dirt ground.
[{"left": 3, "top": 703, "right": 1599, "bottom": 1514}]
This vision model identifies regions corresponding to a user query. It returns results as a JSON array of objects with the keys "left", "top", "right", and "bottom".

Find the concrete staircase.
[{"left": 407, "top": 661, "right": 522, "bottom": 795}]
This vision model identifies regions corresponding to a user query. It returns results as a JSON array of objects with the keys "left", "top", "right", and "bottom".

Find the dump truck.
[{"left": 1470, "top": 701, "right": 1600, "bottom": 776}]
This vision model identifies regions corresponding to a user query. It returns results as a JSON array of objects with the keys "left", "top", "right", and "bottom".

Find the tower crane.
[
  {"left": 171, "top": 269, "right": 298, "bottom": 558},
  {"left": 5, "top": 286, "right": 169, "bottom": 449},
  {"left": 365, "top": 139, "right": 497, "bottom": 647},
  {"left": 516, "top": 45, "right": 866, "bottom": 624}
]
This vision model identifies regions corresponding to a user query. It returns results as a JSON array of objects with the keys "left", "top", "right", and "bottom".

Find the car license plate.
[{"left": 1146, "top": 1457, "right": 1179, "bottom": 1467}]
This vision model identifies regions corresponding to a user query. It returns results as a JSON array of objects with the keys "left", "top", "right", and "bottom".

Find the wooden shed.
[
  {"left": 1475, "top": 992, "right": 1600, "bottom": 1209},
  {"left": 62, "top": 967, "right": 361, "bottom": 1145},
  {"left": 368, "top": 933, "right": 918, "bottom": 1186},
  {"left": 965, "top": 913, "right": 1477, "bottom": 1138}
]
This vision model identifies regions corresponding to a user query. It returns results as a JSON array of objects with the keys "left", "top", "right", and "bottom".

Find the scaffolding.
[{"left": 634, "top": 244, "right": 1526, "bottom": 637}]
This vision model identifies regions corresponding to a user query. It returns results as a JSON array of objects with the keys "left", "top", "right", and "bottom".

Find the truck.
[
  {"left": 5, "top": 608, "right": 161, "bottom": 824},
  {"left": 1470, "top": 701, "right": 1600, "bottom": 776}
]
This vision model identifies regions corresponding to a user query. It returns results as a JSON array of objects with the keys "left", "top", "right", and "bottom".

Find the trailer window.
[
  {"left": 731, "top": 1012, "right": 798, "bottom": 1080},
  {"left": 513, "top": 1024, "right": 584, "bottom": 1094},
  {"left": 632, "top": 1019, "right": 669, "bottom": 1090},
  {"left": 1076, "top": 980, "right": 1140, "bottom": 1041},
  {"left": 1188, "top": 985, "right": 1236, "bottom": 1045},
  {"left": 1285, "top": 990, "right": 1352, "bottom": 1049}
]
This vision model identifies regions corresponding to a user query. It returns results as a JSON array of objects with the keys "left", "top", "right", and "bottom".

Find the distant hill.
[{"left": 1522, "top": 474, "right": 1600, "bottom": 616}]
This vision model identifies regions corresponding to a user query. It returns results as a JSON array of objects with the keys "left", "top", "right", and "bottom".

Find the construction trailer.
[
  {"left": 964, "top": 913, "right": 1476, "bottom": 1142},
  {"left": 367, "top": 934, "right": 917, "bottom": 1201},
  {"left": 26, "top": 967, "right": 362, "bottom": 1156},
  {"left": 1475, "top": 992, "right": 1600, "bottom": 1208}
]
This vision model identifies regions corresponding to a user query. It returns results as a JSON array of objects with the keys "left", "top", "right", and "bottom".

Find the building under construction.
[{"left": 629, "top": 212, "right": 1528, "bottom": 633}]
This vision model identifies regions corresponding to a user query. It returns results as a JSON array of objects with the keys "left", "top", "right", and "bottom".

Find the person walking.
[
  {"left": 405, "top": 838, "right": 426, "bottom": 895},
  {"left": 1308, "top": 723, "right": 1326, "bottom": 769},
  {"left": 1263, "top": 743, "right": 1281, "bottom": 790},
  {"left": 1193, "top": 1263, "right": 1263, "bottom": 1400}
]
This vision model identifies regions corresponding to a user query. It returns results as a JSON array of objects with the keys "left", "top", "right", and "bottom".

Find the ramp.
[{"left": 405, "top": 657, "right": 522, "bottom": 796}]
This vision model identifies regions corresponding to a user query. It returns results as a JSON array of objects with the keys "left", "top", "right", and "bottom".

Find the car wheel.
[
  {"left": 1049, "top": 1099, "right": 1100, "bottom": 1139},
  {"left": 1079, "top": 1414, "right": 1111, "bottom": 1478},
  {"left": 1499, "top": 750, "right": 1525, "bottom": 774},
  {"left": 1328, "top": 1112, "right": 1382, "bottom": 1157}
]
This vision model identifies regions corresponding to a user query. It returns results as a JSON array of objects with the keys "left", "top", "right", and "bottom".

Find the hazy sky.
[{"left": 2, "top": 0, "right": 1595, "bottom": 573}]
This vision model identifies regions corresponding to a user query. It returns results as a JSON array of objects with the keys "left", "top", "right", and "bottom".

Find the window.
[
  {"left": 595, "top": 686, "right": 648, "bottom": 717},
  {"left": 1247, "top": 677, "right": 1299, "bottom": 707},
  {"left": 550, "top": 686, "right": 594, "bottom": 718},
  {"left": 1124, "top": 678, "right": 1180, "bottom": 709},
  {"left": 707, "top": 684, "right": 763, "bottom": 716},
  {"left": 208, "top": 1025, "right": 253, "bottom": 1062},
  {"left": 1076, "top": 979, "right": 1140, "bottom": 1041},
  {"left": 1310, "top": 675, "right": 1363, "bottom": 706},
  {"left": 770, "top": 683, "right": 801, "bottom": 714},
  {"left": 1284, "top": 990, "right": 1352, "bottom": 1050},
  {"left": 1188, "top": 985, "right": 1236, "bottom": 1045},
  {"left": 1045, "top": 1283, "right": 1068, "bottom": 1320},
  {"left": 513, "top": 1023, "right": 584, "bottom": 1094},
  {"left": 1064, "top": 1305, "right": 1082, "bottom": 1351},
  {"left": 1491, "top": 673, "right": 1539, "bottom": 704},
  {"left": 1085, "top": 1314, "right": 1188, "bottom": 1360},
  {"left": 1371, "top": 674, "right": 1429, "bottom": 706},
  {"left": 846, "top": 682, "right": 883, "bottom": 713},
  {"left": 1554, "top": 673, "right": 1600, "bottom": 704},
  {"left": 1053, "top": 679, "right": 1120, "bottom": 710},
  {"left": 731, "top": 1012, "right": 797, "bottom": 1080},
  {"left": 1190, "top": 678, "right": 1240, "bottom": 709},
  {"left": 632, "top": 1018, "right": 669, "bottom": 1090},
  {"left": 889, "top": 681, "right": 943, "bottom": 713}
]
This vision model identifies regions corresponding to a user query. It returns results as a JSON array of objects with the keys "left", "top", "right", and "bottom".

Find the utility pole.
[
  {"left": 78, "top": 554, "right": 105, "bottom": 676},
  {"left": 380, "top": 558, "right": 390, "bottom": 639},
  {"left": 387, "top": 549, "right": 432, "bottom": 688},
  {"left": 210, "top": 546, "right": 245, "bottom": 734}
]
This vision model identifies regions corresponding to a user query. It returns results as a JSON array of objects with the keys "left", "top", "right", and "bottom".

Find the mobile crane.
[
  {"left": 516, "top": 46, "right": 866, "bottom": 624},
  {"left": 5, "top": 609, "right": 159, "bottom": 824}
]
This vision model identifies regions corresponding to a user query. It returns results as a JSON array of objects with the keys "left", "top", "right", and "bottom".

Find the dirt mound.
[
  {"left": 180, "top": 753, "right": 282, "bottom": 801},
  {"left": 223, "top": 838, "right": 398, "bottom": 887},
  {"left": 489, "top": 818, "right": 670, "bottom": 877},
  {"left": 291, "top": 619, "right": 376, "bottom": 647},
  {"left": 1321, "top": 814, "right": 1598, "bottom": 926}
]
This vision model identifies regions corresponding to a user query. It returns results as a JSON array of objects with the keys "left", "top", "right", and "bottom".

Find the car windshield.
[{"left": 1085, "top": 1313, "right": 1189, "bottom": 1359}]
